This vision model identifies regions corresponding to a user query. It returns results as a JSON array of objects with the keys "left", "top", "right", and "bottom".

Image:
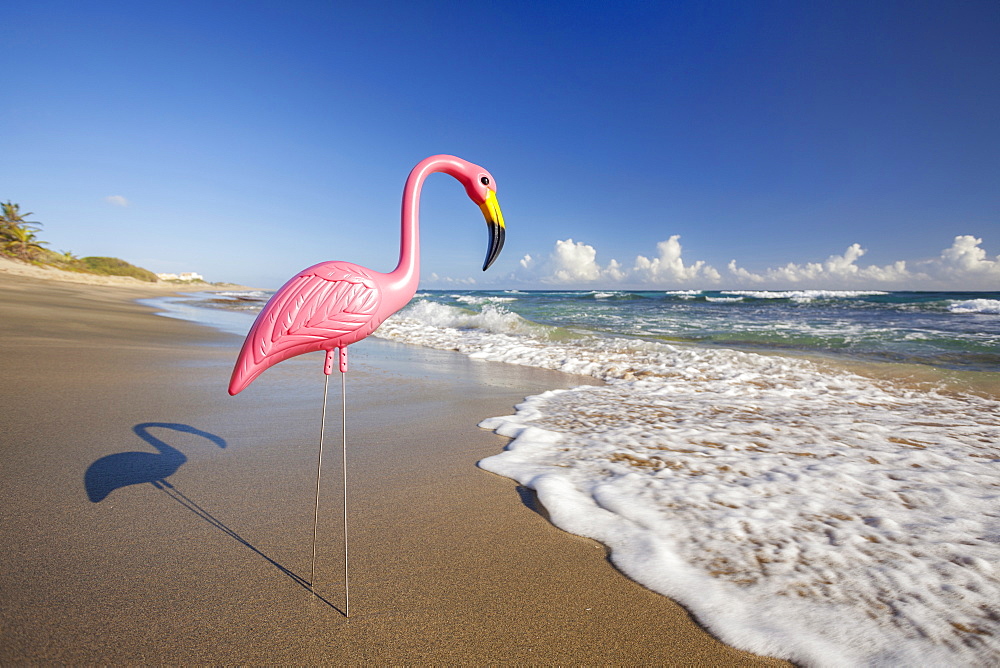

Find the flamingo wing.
[{"left": 229, "top": 262, "right": 383, "bottom": 394}]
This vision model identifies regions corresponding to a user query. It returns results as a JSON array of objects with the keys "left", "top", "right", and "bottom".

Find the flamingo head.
[
  {"left": 475, "top": 173, "right": 506, "bottom": 271},
  {"left": 447, "top": 157, "right": 506, "bottom": 271}
]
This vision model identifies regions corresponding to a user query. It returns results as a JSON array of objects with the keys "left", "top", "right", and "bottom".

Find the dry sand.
[
  {"left": 0, "top": 271, "right": 789, "bottom": 665},
  {"left": 0, "top": 253, "right": 249, "bottom": 291}
]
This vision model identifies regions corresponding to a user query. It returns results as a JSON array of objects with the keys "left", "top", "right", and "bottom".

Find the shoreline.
[{"left": 0, "top": 271, "right": 787, "bottom": 664}]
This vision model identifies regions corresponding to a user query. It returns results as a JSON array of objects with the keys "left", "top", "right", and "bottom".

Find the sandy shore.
[
  {"left": 0, "top": 254, "right": 251, "bottom": 291},
  {"left": 0, "top": 273, "right": 788, "bottom": 665}
]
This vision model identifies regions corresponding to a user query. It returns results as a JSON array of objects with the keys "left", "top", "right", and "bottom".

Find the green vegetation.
[
  {"left": 80, "top": 256, "right": 158, "bottom": 282},
  {"left": 1, "top": 200, "right": 160, "bottom": 281},
  {"left": 1, "top": 201, "right": 47, "bottom": 261}
]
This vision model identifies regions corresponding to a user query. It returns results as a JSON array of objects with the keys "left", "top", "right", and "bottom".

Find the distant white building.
[{"left": 157, "top": 272, "right": 205, "bottom": 282}]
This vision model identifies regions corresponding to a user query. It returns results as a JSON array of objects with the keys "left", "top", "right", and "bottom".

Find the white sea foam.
[
  {"left": 377, "top": 299, "right": 1000, "bottom": 666},
  {"left": 949, "top": 299, "right": 1000, "bottom": 314},
  {"left": 666, "top": 290, "right": 701, "bottom": 299},
  {"left": 453, "top": 294, "right": 517, "bottom": 305},
  {"left": 723, "top": 290, "right": 889, "bottom": 301},
  {"left": 212, "top": 290, "right": 271, "bottom": 299},
  {"left": 706, "top": 296, "right": 744, "bottom": 303},
  {"left": 392, "top": 300, "right": 542, "bottom": 337}
]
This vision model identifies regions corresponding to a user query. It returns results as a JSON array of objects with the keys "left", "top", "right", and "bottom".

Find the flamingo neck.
[
  {"left": 136, "top": 427, "right": 186, "bottom": 462},
  {"left": 386, "top": 155, "right": 471, "bottom": 302}
]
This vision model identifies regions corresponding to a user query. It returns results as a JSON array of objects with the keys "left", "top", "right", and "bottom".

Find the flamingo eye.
[{"left": 481, "top": 176, "right": 490, "bottom": 186}]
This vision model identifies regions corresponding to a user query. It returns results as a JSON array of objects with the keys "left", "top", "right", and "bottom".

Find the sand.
[
  {"left": 0, "top": 253, "right": 250, "bottom": 291},
  {"left": 0, "top": 271, "right": 788, "bottom": 665}
]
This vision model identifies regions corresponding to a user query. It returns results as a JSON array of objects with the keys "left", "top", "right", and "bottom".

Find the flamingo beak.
[{"left": 480, "top": 189, "right": 506, "bottom": 271}]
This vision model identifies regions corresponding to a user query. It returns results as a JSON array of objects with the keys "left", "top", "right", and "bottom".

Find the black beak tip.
[{"left": 483, "top": 224, "right": 505, "bottom": 271}]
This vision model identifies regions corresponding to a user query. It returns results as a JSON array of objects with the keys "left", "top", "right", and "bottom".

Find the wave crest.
[
  {"left": 387, "top": 300, "right": 542, "bottom": 336},
  {"left": 949, "top": 299, "right": 1000, "bottom": 314},
  {"left": 722, "top": 290, "right": 889, "bottom": 301}
]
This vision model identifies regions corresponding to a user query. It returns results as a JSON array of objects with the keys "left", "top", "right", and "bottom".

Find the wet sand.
[{"left": 0, "top": 273, "right": 788, "bottom": 665}]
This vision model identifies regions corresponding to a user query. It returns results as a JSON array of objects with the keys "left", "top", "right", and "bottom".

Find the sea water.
[{"left": 158, "top": 289, "right": 1000, "bottom": 666}]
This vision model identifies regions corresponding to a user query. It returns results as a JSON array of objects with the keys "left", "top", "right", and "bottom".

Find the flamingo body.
[
  {"left": 229, "top": 261, "right": 390, "bottom": 394},
  {"left": 228, "top": 154, "right": 505, "bottom": 396}
]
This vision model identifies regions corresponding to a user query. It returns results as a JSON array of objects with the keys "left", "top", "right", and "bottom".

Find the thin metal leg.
[
  {"left": 342, "top": 370, "right": 350, "bottom": 617},
  {"left": 310, "top": 373, "right": 330, "bottom": 591}
]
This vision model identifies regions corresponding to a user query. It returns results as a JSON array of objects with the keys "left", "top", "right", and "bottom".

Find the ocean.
[{"left": 153, "top": 288, "right": 1000, "bottom": 666}]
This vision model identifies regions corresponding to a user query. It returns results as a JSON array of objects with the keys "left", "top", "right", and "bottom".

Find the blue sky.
[{"left": 4, "top": 1, "right": 999, "bottom": 290}]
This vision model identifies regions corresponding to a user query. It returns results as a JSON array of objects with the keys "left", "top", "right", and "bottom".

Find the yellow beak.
[{"left": 480, "top": 190, "right": 506, "bottom": 271}]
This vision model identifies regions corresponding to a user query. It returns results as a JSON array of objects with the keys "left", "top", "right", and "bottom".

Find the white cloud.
[
  {"left": 105, "top": 195, "right": 129, "bottom": 207},
  {"left": 933, "top": 235, "right": 1000, "bottom": 282},
  {"left": 426, "top": 272, "right": 477, "bottom": 285},
  {"left": 550, "top": 239, "right": 602, "bottom": 282},
  {"left": 727, "top": 259, "right": 765, "bottom": 284},
  {"left": 605, "top": 258, "right": 627, "bottom": 282},
  {"left": 514, "top": 236, "right": 717, "bottom": 287},
  {"left": 532, "top": 238, "right": 624, "bottom": 284},
  {"left": 633, "top": 235, "right": 721, "bottom": 284},
  {"left": 502, "top": 234, "right": 999, "bottom": 291},
  {"left": 725, "top": 236, "right": 1000, "bottom": 289},
  {"left": 727, "top": 244, "right": 913, "bottom": 286}
]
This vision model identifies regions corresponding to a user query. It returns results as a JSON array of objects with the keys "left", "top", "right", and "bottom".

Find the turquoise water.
[
  {"left": 187, "top": 288, "right": 1000, "bottom": 372},
  {"left": 413, "top": 289, "right": 1000, "bottom": 372}
]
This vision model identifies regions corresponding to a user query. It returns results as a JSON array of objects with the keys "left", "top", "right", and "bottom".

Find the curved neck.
[
  {"left": 135, "top": 426, "right": 186, "bottom": 462},
  {"left": 386, "top": 155, "right": 470, "bottom": 299}
]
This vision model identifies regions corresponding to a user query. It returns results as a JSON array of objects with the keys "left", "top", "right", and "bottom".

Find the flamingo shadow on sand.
[
  {"left": 84, "top": 422, "right": 226, "bottom": 503},
  {"left": 84, "top": 422, "right": 343, "bottom": 613}
]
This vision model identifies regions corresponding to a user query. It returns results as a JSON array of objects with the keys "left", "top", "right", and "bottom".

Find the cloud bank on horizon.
[{"left": 431, "top": 234, "right": 1000, "bottom": 291}]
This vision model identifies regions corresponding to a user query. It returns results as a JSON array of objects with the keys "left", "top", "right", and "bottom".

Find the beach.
[{"left": 0, "top": 272, "right": 786, "bottom": 665}]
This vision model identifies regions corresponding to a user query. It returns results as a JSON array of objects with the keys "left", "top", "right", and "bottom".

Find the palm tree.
[
  {"left": 1, "top": 201, "right": 46, "bottom": 261},
  {"left": 1, "top": 201, "right": 41, "bottom": 238},
  {"left": 3, "top": 225, "right": 48, "bottom": 260}
]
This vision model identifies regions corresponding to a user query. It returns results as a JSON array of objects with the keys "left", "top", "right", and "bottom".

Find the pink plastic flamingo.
[
  {"left": 228, "top": 155, "right": 505, "bottom": 616},
  {"left": 228, "top": 154, "right": 504, "bottom": 394}
]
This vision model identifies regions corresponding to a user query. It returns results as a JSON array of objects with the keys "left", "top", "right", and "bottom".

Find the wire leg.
[
  {"left": 310, "top": 372, "right": 330, "bottom": 591},
  {"left": 342, "top": 370, "right": 350, "bottom": 617}
]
